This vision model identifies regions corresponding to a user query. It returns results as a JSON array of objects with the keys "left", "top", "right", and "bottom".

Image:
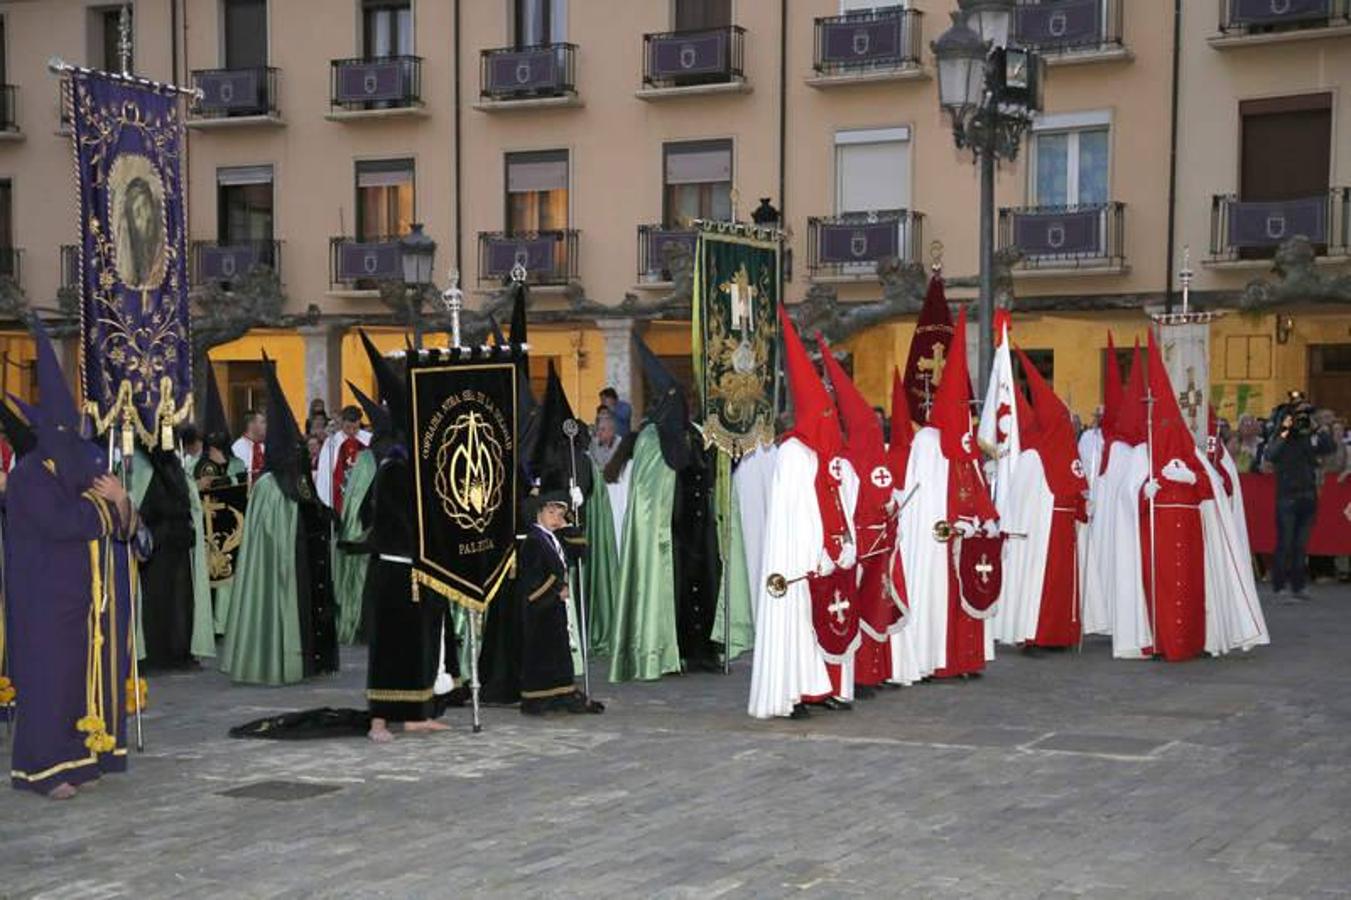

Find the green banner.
[{"left": 692, "top": 225, "right": 780, "bottom": 459}]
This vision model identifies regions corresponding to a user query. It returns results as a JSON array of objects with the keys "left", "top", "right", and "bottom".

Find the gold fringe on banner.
[{"left": 410, "top": 548, "right": 518, "bottom": 615}]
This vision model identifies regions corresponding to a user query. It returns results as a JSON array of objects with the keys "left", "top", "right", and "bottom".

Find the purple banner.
[
  {"left": 1013, "top": 209, "right": 1103, "bottom": 256},
  {"left": 1015, "top": 0, "right": 1103, "bottom": 47},
  {"left": 196, "top": 69, "right": 263, "bottom": 112},
  {"left": 71, "top": 70, "right": 192, "bottom": 446},
  {"left": 199, "top": 244, "right": 262, "bottom": 281},
  {"left": 484, "top": 236, "right": 558, "bottom": 277},
  {"left": 821, "top": 15, "right": 905, "bottom": 65},
  {"left": 818, "top": 221, "right": 899, "bottom": 264},
  {"left": 337, "top": 241, "right": 402, "bottom": 281},
  {"left": 645, "top": 229, "right": 697, "bottom": 274},
  {"left": 1229, "top": 0, "right": 1330, "bottom": 25},
  {"left": 650, "top": 31, "right": 729, "bottom": 78},
  {"left": 1227, "top": 196, "right": 1327, "bottom": 248},
  {"left": 336, "top": 60, "right": 407, "bottom": 103},
  {"left": 486, "top": 49, "right": 562, "bottom": 95}
]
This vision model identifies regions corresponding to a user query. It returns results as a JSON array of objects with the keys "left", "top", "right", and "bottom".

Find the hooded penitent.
[
  {"left": 0, "top": 395, "right": 36, "bottom": 459},
  {"left": 358, "top": 330, "right": 407, "bottom": 446},
  {"left": 260, "top": 353, "right": 310, "bottom": 502},
  {"left": 31, "top": 315, "right": 105, "bottom": 492},
  {"left": 633, "top": 333, "right": 692, "bottom": 473},
  {"left": 202, "top": 363, "right": 231, "bottom": 454}
]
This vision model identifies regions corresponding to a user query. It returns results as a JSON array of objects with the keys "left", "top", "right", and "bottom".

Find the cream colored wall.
[
  {"left": 182, "top": 0, "right": 457, "bottom": 319},
  {"left": 1177, "top": 2, "right": 1351, "bottom": 294}
]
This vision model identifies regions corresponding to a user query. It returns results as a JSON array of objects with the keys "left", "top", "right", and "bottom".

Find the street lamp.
[
  {"left": 932, "top": 1, "right": 1043, "bottom": 394},
  {"left": 399, "top": 223, "right": 437, "bottom": 349}
]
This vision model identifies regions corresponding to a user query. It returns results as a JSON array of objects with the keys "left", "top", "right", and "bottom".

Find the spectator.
[
  {"left": 309, "top": 398, "right": 328, "bottom": 421},
  {"left": 1233, "top": 414, "right": 1262, "bottom": 472},
  {"left": 1263, "top": 393, "right": 1336, "bottom": 602},
  {"left": 599, "top": 386, "right": 633, "bottom": 438},
  {"left": 307, "top": 434, "right": 324, "bottom": 473},
  {"left": 178, "top": 424, "right": 203, "bottom": 469},
  {"left": 589, "top": 411, "right": 620, "bottom": 468},
  {"left": 307, "top": 412, "right": 330, "bottom": 441}
]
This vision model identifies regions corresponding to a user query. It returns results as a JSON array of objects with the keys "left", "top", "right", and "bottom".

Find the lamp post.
[
  {"left": 399, "top": 223, "right": 437, "bottom": 349},
  {"left": 932, "top": 0, "right": 1043, "bottom": 393}
]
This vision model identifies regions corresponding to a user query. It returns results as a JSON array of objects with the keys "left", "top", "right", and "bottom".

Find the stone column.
[
  {"left": 596, "top": 317, "right": 636, "bottom": 413},
  {"left": 297, "top": 325, "right": 333, "bottom": 415}
]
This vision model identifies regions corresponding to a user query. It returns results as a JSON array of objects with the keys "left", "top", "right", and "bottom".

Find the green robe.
[
  {"left": 584, "top": 457, "right": 619, "bottom": 657},
  {"left": 333, "top": 449, "right": 376, "bottom": 644},
  {"left": 208, "top": 456, "right": 247, "bottom": 635},
  {"left": 709, "top": 454, "right": 755, "bottom": 661},
  {"left": 608, "top": 427, "right": 681, "bottom": 682},
  {"left": 219, "top": 473, "right": 303, "bottom": 685},
  {"left": 131, "top": 450, "right": 216, "bottom": 660}
]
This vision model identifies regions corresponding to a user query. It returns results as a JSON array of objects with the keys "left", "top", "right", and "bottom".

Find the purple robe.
[{"left": 6, "top": 454, "right": 133, "bottom": 795}]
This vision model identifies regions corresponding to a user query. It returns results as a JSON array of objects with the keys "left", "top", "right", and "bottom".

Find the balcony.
[
  {"left": 327, "top": 56, "right": 424, "bottom": 120},
  {"left": 477, "top": 43, "right": 579, "bottom": 111},
  {"left": 1208, "top": 189, "right": 1350, "bottom": 264},
  {"left": 638, "top": 26, "right": 748, "bottom": 99},
  {"left": 636, "top": 224, "right": 697, "bottom": 285},
  {"left": 478, "top": 231, "right": 578, "bottom": 286},
  {"left": 192, "top": 240, "right": 280, "bottom": 285},
  {"left": 1212, "top": 0, "right": 1351, "bottom": 47},
  {"left": 808, "top": 8, "right": 927, "bottom": 87},
  {"left": 806, "top": 210, "right": 923, "bottom": 280},
  {"left": 60, "top": 244, "right": 79, "bottom": 290},
  {"left": 189, "top": 67, "right": 282, "bottom": 128},
  {"left": 1014, "top": 0, "right": 1130, "bottom": 65},
  {"left": 999, "top": 202, "right": 1127, "bottom": 274},
  {"left": 329, "top": 236, "right": 404, "bottom": 292},
  {"left": 0, "top": 85, "right": 19, "bottom": 139},
  {"left": 0, "top": 248, "right": 22, "bottom": 285}
]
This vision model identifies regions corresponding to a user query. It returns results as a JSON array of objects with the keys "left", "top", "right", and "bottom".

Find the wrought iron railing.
[
  {"left": 806, "top": 210, "right": 923, "bottom": 277},
  {"left": 480, "top": 43, "right": 578, "bottom": 100},
  {"left": 643, "top": 26, "right": 746, "bottom": 89},
  {"left": 813, "top": 8, "right": 924, "bottom": 75},
  {"left": 478, "top": 230, "right": 579, "bottom": 285},
  {"left": 1217, "top": 0, "right": 1350, "bottom": 36},
  {"left": 1013, "top": 0, "right": 1125, "bottom": 53},
  {"left": 191, "top": 67, "right": 280, "bottom": 119},
  {"left": 637, "top": 224, "right": 698, "bottom": 282},
  {"left": 330, "top": 235, "right": 405, "bottom": 289},
  {"left": 60, "top": 244, "right": 79, "bottom": 290},
  {"left": 329, "top": 56, "right": 423, "bottom": 112},
  {"left": 0, "top": 85, "right": 17, "bottom": 132},
  {"left": 193, "top": 240, "right": 280, "bottom": 284},
  {"left": 1209, "top": 189, "right": 1350, "bottom": 261},
  {"left": 998, "top": 202, "right": 1126, "bottom": 268}
]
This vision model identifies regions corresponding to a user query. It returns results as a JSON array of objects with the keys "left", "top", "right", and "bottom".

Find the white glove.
[
  {"left": 954, "top": 519, "right": 977, "bottom": 539},
  {"left": 982, "top": 520, "right": 1000, "bottom": 538},
  {"left": 816, "top": 547, "right": 837, "bottom": 577},
  {"left": 1143, "top": 478, "right": 1160, "bottom": 500},
  {"left": 837, "top": 541, "right": 857, "bottom": 570},
  {"left": 569, "top": 485, "right": 585, "bottom": 509},
  {"left": 1161, "top": 458, "right": 1197, "bottom": 485}
]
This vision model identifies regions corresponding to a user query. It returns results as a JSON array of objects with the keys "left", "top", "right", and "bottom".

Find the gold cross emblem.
[{"left": 917, "top": 343, "right": 947, "bottom": 386}]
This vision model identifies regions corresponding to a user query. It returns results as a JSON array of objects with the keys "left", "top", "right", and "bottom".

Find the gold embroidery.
[
  {"left": 366, "top": 688, "right": 436, "bottom": 702},
  {"left": 527, "top": 574, "right": 557, "bottom": 603},
  {"left": 520, "top": 685, "right": 577, "bottom": 699}
]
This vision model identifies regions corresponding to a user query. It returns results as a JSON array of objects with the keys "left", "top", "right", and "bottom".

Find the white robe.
[
  {"left": 1078, "top": 428, "right": 1104, "bottom": 491},
  {"left": 734, "top": 443, "right": 778, "bottom": 624},
  {"left": 1198, "top": 451, "right": 1270, "bottom": 655},
  {"left": 231, "top": 436, "right": 262, "bottom": 472},
  {"left": 747, "top": 439, "right": 831, "bottom": 719},
  {"left": 1086, "top": 443, "right": 1153, "bottom": 658},
  {"left": 314, "top": 429, "right": 372, "bottom": 508},
  {"left": 888, "top": 428, "right": 951, "bottom": 685},
  {"left": 992, "top": 449, "right": 1055, "bottom": 646},
  {"left": 605, "top": 460, "right": 630, "bottom": 554}
]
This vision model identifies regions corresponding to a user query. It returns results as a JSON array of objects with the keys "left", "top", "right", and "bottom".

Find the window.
[
  {"left": 0, "top": 15, "right": 8, "bottom": 84},
  {"left": 663, "top": 140, "right": 732, "bottom": 228},
  {"left": 514, "top": 0, "right": 566, "bottom": 46},
  {"left": 0, "top": 179, "right": 13, "bottom": 278},
  {"left": 835, "top": 127, "right": 910, "bottom": 214},
  {"left": 1240, "top": 94, "right": 1330, "bottom": 203},
  {"left": 1030, "top": 113, "right": 1110, "bottom": 207},
  {"left": 223, "top": 0, "right": 267, "bottom": 69},
  {"left": 362, "top": 0, "right": 412, "bottom": 58},
  {"left": 217, "top": 166, "right": 274, "bottom": 244},
  {"left": 506, "top": 150, "right": 568, "bottom": 233},
  {"left": 355, "top": 159, "right": 414, "bottom": 241},
  {"left": 674, "top": 0, "right": 732, "bottom": 30},
  {"left": 91, "top": 5, "right": 132, "bottom": 73},
  {"left": 840, "top": 0, "right": 904, "bottom": 11}
]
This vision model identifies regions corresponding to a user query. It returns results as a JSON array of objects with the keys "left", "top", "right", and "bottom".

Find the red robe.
[
  {"left": 934, "top": 455, "right": 992, "bottom": 678},
  {"left": 331, "top": 436, "right": 363, "bottom": 516},
  {"left": 1032, "top": 499, "right": 1086, "bottom": 647},
  {"left": 1139, "top": 476, "right": 1212, "bottom": 661}
]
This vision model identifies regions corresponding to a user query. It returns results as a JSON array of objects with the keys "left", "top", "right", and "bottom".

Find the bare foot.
[
  {"left": 47, "top": 783, "right": 78, "bottom": 801},
  {"left": 368, "top": 723, "right": 396, "bottom": 743},
  {"left": 403, "top": 719, "right": 451, "bottom": 733}
]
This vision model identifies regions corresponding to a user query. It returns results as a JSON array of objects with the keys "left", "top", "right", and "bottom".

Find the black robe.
[
  {"left": 362, "top": 455, "right": 445, "bottom": 721},
  {"left": 517, "top": 524, "right": 574, "bottom": 705},
  {"left": 293, "top": 479, "right": 339, "bottom": 678},
  {"left": 139, "top": 453, "right": 198, "bottom": 670},
  {"left": 672, "top": 439, "right": 723, "bottom": 667}
]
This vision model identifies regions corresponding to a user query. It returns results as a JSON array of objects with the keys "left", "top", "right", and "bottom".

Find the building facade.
[{"left": 0, "top": 0, "right": 1346, "bottom": 427}]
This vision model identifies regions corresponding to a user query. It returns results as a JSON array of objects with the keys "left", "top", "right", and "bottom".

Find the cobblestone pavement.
[{"left": 2, "top": 584, "right": 1349, "bottom": 899}]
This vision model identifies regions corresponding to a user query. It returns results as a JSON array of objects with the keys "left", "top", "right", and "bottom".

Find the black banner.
[
  {"left": 201, "top": 483, "right": 248, "bottom": 587},
  {"left": 408, "top": 353, "right": 520, "bottom": 612}
]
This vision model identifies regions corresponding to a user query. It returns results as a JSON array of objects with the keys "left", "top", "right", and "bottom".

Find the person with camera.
[{"left": 1263, "top": 393, "right": 1336, "bottom": 602}]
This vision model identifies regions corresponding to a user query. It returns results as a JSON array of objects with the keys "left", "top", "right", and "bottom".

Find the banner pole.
[
  {"left": 562, "top": 418, "right": 591, "bottom": 702},
  {"left": 467, "top": 608, "right": 482, "bottom": 734},
  {"left": 721, "top": 457, "right": 733, "bottom": 674}
]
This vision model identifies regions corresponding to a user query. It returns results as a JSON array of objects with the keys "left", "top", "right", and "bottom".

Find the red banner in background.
[{"left": 1240, "top": 474, "right": 1351, "bottom": 556}]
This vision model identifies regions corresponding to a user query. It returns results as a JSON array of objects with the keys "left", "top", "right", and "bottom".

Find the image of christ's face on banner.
[{"left": 109, "top": 153, "right": 168, "bottom": 290}]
